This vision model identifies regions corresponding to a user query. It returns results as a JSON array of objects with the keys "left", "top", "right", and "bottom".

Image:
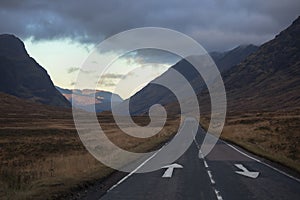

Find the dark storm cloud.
[
  {"left": 125, "top": 49, "right": 180, "bottom": 65},
  {"left": 0, "top": 0, "right": 299, "bottom": 51}
]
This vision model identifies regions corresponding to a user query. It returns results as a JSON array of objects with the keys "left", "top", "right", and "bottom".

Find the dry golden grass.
[
  {"left": 0, "top": 152, "right": 110, "bottom": 200},
  {"left": 0, "top": 110, "right": 179, "bottom": 199},
  {"left": 200, "top": 110, "right": 300, "bottom": 172}
]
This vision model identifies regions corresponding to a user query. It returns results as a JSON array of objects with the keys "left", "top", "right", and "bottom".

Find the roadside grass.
[
  {"left": 200, "top": 111, "right": 300, "bottom": 173},
  {"left": 0, "top": 115, "right": 180, "bottom": 200},
  {"left": 0, "top": 152, "right": 110, "bottom": 200}
]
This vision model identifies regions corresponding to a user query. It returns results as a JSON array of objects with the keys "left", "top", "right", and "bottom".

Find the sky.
[{"left": 0, "top": 0, "right": 299, "bottom": 99}]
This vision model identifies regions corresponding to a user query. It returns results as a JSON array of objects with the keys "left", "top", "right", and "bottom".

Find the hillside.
[
  {"left": 164, "top": 17, "right": 300, "bottom": 115},
  {"left": 0, "top": 34, "right": 70, "bottom": 107},
  {"left": 0, "top": 92, "right": 73, "bottom": 126},
  {"left": 218, "top": 16, "right": 300, "bottom": 113},
  {"left": 119, "top": 44, "right": 258, "bottom": 115}
]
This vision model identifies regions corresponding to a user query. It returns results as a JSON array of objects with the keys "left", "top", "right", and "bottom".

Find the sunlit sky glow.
[
  {"left": 24, "top": 39, "right": 93, "bottom": 90},
  {"left": 24, "top": 39, "right": 179, "bottom": 99}
]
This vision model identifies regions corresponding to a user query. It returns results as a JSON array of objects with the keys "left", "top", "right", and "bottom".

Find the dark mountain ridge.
[
  {"left": 166, "top": 17, "right": 300, "bottom": 115},
  {"left": 0, "top": 34, "right": 70, "bottom": 107},
  {"left": 120, "top": 44, "right": 258, "bottom": 115},
  {"left": 219, "top": 16, "right": 300, "bottom": 113}
]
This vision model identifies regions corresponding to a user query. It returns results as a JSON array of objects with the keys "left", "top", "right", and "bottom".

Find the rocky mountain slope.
[
  {"left": 224, "top": 17, "right": 300, "bottom": 113},
  {"left": 0, "top": 34, "right": 70, "bottom": 107},
  {"left": 199, "top": 16, "right": 300, "bottom": 114},
  {"left": 121, "top": 44, "right": 258, "bottom": 115}
]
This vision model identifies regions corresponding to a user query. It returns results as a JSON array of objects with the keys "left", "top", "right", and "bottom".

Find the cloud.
[
  {"left": 0, "top": 0, "right": 299, "bottom": 51},
  {"left": 67, "top": 66, "right": 94, "bottom": 74},
  {"left": 101, "top": 80, "right": 117, "bottom": 87},
  {"left": 123, "top": 49, "right": 180, "bottom": 66},
  {"left": 101, "top": 73, "right": 124, "bottom": 79},
  {"left": 97, "top": 73, "right": 124, "bottom": 88},
  {"left": 67, "top": 67, "right": 80, "bottom": 73},
  {"left": 98, "top": 72, "right": 137, "bottom": 87}
]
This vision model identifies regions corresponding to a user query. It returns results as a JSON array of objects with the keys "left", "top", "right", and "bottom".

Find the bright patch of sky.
[{"left": 24, "top": 39, "right": 180, "bottom": 99}]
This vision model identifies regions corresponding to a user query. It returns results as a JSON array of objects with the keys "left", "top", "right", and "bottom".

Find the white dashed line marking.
[
  {"left": 204, "top": 160, "right": 209, "bottom": 168},
  {"left": 194, "top": 139, "right": 224, "bottom": 200},
  {"left": 207, "top": 170, "right": 216, "bottom": 184}
]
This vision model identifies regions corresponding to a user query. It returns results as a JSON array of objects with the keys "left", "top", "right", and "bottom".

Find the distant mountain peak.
[
  {"left": 115, "top": 41, "right": 259, "bottom": 115},
  {"left": 56, "top": 86, "right": 123, "bottom": 112},
  {"left": 236, "top": 44, "right": 256, "bottom": 48}
]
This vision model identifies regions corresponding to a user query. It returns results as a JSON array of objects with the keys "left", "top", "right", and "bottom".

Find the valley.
[{"left": 0, "top": 9, "right": 299, "bottom": 199}]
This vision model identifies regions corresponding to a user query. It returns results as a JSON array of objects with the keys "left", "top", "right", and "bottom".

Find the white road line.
[
  {"left": 198, "top": 151, "right": 204, "bottom": 159},
  {"left": 193, "top": 138, "right": 200, "bottom": 148},
  {"left": 197, "top": 130, "right": 300, "bottom": 183},
  {"left": 194, "top": 139, "right": 204, "bottom": 159},
  {"left": 204, "top": 160, "right": 209, "bottom": 168},
  {"left": 214, "top": 189, "right": 223, "bottom": 200},
  {"left": 223, "top": 141, "right": 300, "bottom": 183},
  {"left": 194, "top": 138, "right": 224, "bottom": 200},
  {"left": 107, "top": 120, "right": 192, "bottom": 193},
  {"left": 107, "top": 147, "right": 164, "bottom": 192},
  {"left": 207, "top": 170, "right": 215, "bottom": 184},
  {"left": 224, "top": 142, "right": 261, "bottom": 162}
]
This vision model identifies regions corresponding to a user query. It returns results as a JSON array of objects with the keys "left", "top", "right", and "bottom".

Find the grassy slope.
[
  {"left": 0, "top": 93, "right": 179, "bottom": 199},
  {"left": 200, "top": 110, "right": 300, "bottom": 173}
]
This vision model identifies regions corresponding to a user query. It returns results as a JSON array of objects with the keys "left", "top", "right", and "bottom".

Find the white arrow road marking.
[
  {"left": 234, "top": 164, "right": 259, "bottom": 178},
  {"left": 161, "top": 163, "right": 183, "bottom": 178}
]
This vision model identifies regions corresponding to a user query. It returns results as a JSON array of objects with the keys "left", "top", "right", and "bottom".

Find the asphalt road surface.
[{"left": 96, "top": 127, "right": 300, "bottom": 200}]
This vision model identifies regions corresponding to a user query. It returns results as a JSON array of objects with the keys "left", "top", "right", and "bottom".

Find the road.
[{"left": 89, "top": 127, "right": 300, "bottom": 200}]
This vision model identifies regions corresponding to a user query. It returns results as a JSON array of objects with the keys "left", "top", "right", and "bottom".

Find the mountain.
[
  {"left": 166, "top": 17, "right": 300, "bottom": 115},
  {"left": 0, "top": 34, "right": 70, "bottom": 107},
  {"left": 119, "top": 44, "right": 258, "bottom": 115},
  {"left": 212, "top": 44, "right": 259, "bottom": 72},
  {"left": 212, "top": 16, "right": 300, "bottom": 114},
  {"left": 56, "top": 87, "right": 123, "bottom": 112}
]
